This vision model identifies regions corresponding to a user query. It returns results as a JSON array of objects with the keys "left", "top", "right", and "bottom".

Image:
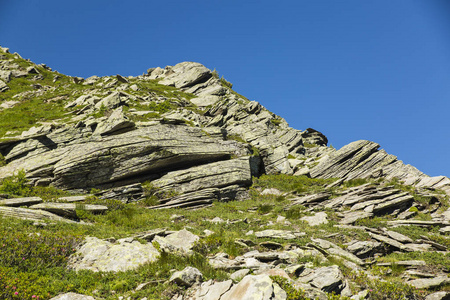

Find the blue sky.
[{"left": 1, "top": 1, "right": 449, "bottom": 177}]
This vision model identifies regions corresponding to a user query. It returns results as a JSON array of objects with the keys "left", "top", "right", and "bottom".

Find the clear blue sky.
[{"left": 1, "top": 1, "right": 449, "bottom": 177}]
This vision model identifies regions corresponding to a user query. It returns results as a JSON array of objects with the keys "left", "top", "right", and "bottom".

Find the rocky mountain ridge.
[{"left": 0, "top": 46, "right": 450, "bottom": 300}]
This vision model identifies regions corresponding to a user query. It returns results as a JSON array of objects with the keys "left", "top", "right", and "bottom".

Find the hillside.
[{"left": 0, "top": 46, "right": 449, "bottom": 300}]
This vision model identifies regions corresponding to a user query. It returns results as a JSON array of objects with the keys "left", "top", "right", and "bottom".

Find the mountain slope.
[{"left": 0, "top": 46, "right": 449, "bottom": 300}]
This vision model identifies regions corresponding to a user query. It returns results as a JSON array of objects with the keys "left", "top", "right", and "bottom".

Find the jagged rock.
[
  {"left": 159, "top": 62, "right": 212, "bottom": 89},
  {"left": 99, "top": 183, "right": 144, "bottom": 202},
  {"left": 49, "top": 293, "right": 95, "bottom": 300},
  {"left": 193, "top": 279, "right": 233, "bottom": 300},
  {"left": 346, "top": 240, "right": 382, "bottom": 258},
  {"left": 152, "top": 229, "right": 199, "bottom": 253},
  {"left": 69, "top": 236, "right": 159, "bottom": 272},
  {"left": 150, "top": 188, "right": 219, "bottom": 209},
  {"left": 288, "top": 192, "right": 331, "bottom": 207},
  {"left": 220, "top": 274, "right": 287, "bottom": 300},
  {"left": 300, "top": 212, "right": 328, "bottom": 226},
  {"left": 0, "top": 206, "right": 79, "bottom": 223},
  {"left": 0, "top": 79, "right": 9, "bottom": 92},
  {"left": 440, "top": 226, "right": 450, "bottom": 235},
  {"left": 383, "top": 230, "right": 413, "bottom": 243},
  {"left": 310, "top": 238, "right": 364, "bottom": 265},
  {"left": 151, "top": 157, "right": 253, "bottom": 195},
  {"left": 0, "top": 70, "right": 12, "bottom": 82},
  {"left": 191, "top": 95, "right": 221, "bottom": 107},
  {"left": 407, "top": 276, "right": 450, "bottom": 289},
  {"left": 0, "top": 196, "right": 42, "bottom": 207},
  {"left": 309, "top": 140, "right": 450, "bottom": 195},
  {"left": 29, "top": 203, "right": 108, "bottom": 218},
  {"left": 169, "top": 266, "right": 203, "bottom": 287},
  {"left": 425, "top": 291, "right": 450, "bottom": 300},
  {"left": 93, "top": 107, "right": 135, "bottom": 136},
  {"left": 94, "top": 91, "right": 129, "bottom": 110},
  {"left": 296, "top": 265, "right": 345, "bottom": 294},
  {"left": 230, "top": 269, "right": 251, "bottom": 281}
]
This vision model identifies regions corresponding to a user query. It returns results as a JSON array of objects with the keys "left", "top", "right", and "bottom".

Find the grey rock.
[
  {"left": 0, "top": 79, "right": 9, "bottom": 92},
  {"left": 69, "top": 236, "right": 159, "bottom": 272},
  {"left": 94, "top": 91, "right": 129, "bottom": 110},
  {"left": 0, "top": 70, "right": 12, "bottom": 82},
  {"left": 58, "top": 195, "right": 88, "bottom": 202},
  {"left": 93, "top": 107, "right": 135, "bottom": 136},
  {"left": 296, "top": 265, "right": 344, "bottom": 294},
  {"left": 425, "top": 291, "right": 450, "bottom": 300},
  {"left": 49, "top": 293, "right": 95, "bottom": 300},
  {"left": 346, "top": 240, "right": 382, "bottom": 258},
  {"left": 191, "top": 95, "right": 221, "bottom": 107},
  {"left": 1, "top": 125, "right": 242, "bottom": 190},
  {"left": 152, "top": 157, "right": 252, "bottom": 196},
  {"left": 300, "top": 212, "right": 328, "bottom": 226},
  {"left": 408, "top": 276, "right": 450, "bottom": 289},
  {"left": 230, "top": 269, "right": 251, "bottom": 281},
  {"left": 159, "top": 62, "right": 212, "bottom": 89},
  {"left": 194, "top": 279, "right": 233, "bottom": 300},
  {"left": 0, "top": 196, "right": 43, "bottom": 207},
  {"left": 255, "top": 230, "right": 304, "bottom": 240},
  {"left": 383, "top": 230, "right": 413, "bottom": 243},
  {"left": 29, "top": 202, "right": 108, "bottom": 218},
  {"left": 169, "top": 266, "right": 203, "bottom": 287},
  {"left": 221, "top": 274, "right": 287, "bottom": 300},
  {"left": 376, "top": 260, "right": 426, "bottom": 267},
  {"left": 440, "top": 226, "right": 450, "bottom": 235},
  {"left": 261, "top": 188, "right": 283, "bottom": 196},
  {"left": 152, "top": 229, "right": 199, "bottom": 253},
  {"left": 311, "top": 238, "right": 364, "bottom": 265},
  {"left": 0, "top": 206, "right": 79, "bottom": 223}
]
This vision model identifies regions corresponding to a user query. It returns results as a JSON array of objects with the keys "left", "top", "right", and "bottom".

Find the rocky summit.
[{"left": 0, "top": 46, "right": 449, "bottom": 300}]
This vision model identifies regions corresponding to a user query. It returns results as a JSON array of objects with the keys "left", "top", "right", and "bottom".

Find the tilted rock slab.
[
  {"left": 310, "top": 140, "right": 450, "bottom": 195},
  {"left": 0, "top": 124, "right": 244, "bottom": 190},
  {"left": 0, "top": 196, "right": 42, "bottom": 207},
  {"left": 151, "top": 157, "right": 253, "bottom": 195},
  {"left": 0, "top": 206, "right": 78, "bottom": 224},
  {"left": 29, "top": 202, "right": 108, "bottom": 218},
  {"left": 69, "top": 236, "right": 159, "bottom": 272}
]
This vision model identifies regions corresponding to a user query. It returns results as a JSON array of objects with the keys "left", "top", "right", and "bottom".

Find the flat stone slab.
[
  {"left": 0, "top": 206, "right": 78, "bottom": 223},
  {"left": 0, "top": 197, "right": 42, "bottom": 207},
  {"left": 50, "top": 293, "right": 95, "bottom": 300},
  {"left": 29, "top": 202, "right": 108, "bottom": 218},
  {"left": 376, "top": 260, "right": 426, "bottom": 267},
  {"left": 408, "top": 276, "right": 450, "bottom": 289},
  {"left": 254, "top": 230, "right": 305, "bottom": 240},
  {"left": 57, "top": 195, "right": 88, "bottom": 202},
  {"left": 368, "top": 232, "right": 414, "bottom": 252},
  {"left": 387, "top": 220, "right": 450, "bottom": 227}
]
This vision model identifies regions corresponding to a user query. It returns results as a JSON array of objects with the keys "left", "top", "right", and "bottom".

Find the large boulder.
[
  {"left": 220, "top": 274, "right": 287, "bottom": 300},
  {"left": 69, "top": 236, "right": 159, "bottom": 272},
  {"left": 158, "top": 62, "right": 212, "bottom": 89}
]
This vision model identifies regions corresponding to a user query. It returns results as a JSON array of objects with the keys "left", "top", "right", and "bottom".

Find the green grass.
[{"left": 252, "top": 174, "right": 335, "bottom": 194}]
